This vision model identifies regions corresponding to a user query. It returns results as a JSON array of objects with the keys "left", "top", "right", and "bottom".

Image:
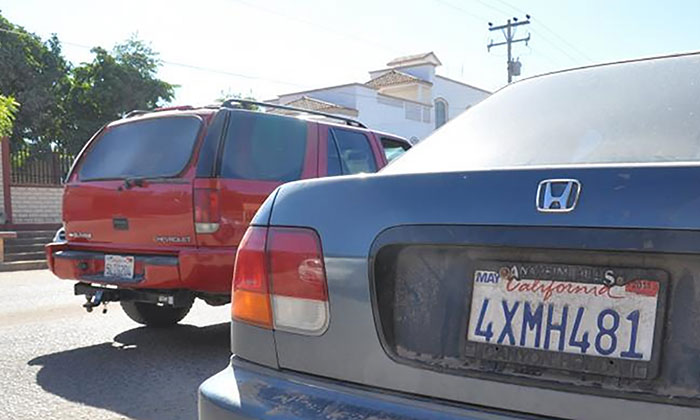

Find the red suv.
[{"left": 45, "top": 99, "right": 410, "bottom": 327}]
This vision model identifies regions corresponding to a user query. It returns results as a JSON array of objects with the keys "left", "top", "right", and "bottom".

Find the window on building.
[
  {"left": 381, "top": 137, "right": 411, "bottom": 162},
  {"left": 435, "top": 98, "right": 448, "bottom": 129},
  {"left": 329, "top": 128, "right": 377, "bottom": 175}
]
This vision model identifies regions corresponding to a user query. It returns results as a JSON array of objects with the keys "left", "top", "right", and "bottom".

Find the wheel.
[{"left": 120, "top": 298, "right": 194, "bottom": 327}]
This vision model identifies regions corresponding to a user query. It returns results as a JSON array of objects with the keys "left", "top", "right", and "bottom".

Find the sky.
[{"left": 3, "top": 0, "right": 700, "bottom": 105}]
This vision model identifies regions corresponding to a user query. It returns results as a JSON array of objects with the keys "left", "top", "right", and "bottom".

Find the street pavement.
[{"left": 0, "top": 270, "right": 231, "bottom": 420}]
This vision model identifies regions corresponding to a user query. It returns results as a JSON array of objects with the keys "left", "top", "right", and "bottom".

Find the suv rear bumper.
[
  {"left": 198, "top": 357, "right": 532, "bottom": 420},
  {"left": 45, "top": 242, "right": 235, "bottom": 294}
]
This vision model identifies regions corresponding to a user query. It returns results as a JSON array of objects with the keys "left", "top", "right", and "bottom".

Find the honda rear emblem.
[{"left": 536, "top": 179, "right": 581, "bottom": 213}]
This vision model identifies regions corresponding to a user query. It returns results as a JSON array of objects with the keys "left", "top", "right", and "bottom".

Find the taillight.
[
  {"left": 232, "top": 226, "right": 329, "bottom": 335},
  {"left": 232, "top": 227, "right": 273, "bottom": 328},
  {"left": 194, "top": 188, "right": 220, "bottom": 234}
]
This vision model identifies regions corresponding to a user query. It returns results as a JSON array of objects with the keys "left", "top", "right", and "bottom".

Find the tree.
[
  {"left": 1, "top": 12, "right": 176, "bottom": 155},
  {"left": 0, "top": 12, "right": 69, "bottom": 151},
  {"left": 62, "top": 35, "right": 176, "bottom": 154},
  {"left": 0, "top": 95, "right": 19, "bottom": 138}
]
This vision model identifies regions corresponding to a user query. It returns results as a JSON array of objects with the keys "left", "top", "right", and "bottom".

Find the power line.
[
  {"left": 230, "top": 0, "right": 403, "bottom": 55},
  {"left": 448, "top": 0, "right": 592, "bottom": 64},
  {"left": 1, "top": 26, "right": 435, "bottom": 106},
  {"left": 484, "top": 0, "right": 594, "bottom": 63},
  {"left": 431, "top": 0, "right": 488, "bottom": 22}
]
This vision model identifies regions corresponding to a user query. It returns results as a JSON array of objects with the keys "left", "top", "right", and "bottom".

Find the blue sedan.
[{"left": 200, "top": 52, "right": 700, "bottom": 419}]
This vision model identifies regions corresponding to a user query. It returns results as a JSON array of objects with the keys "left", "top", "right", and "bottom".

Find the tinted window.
[
  {"left": 327, "top": 134, "right": 342, "bottom": 176},
  {"left": 196, "top": 110, "right": 227, "bottom": 177},
  {"left": 220, "top": 112, "right": 307, "bottom": 182},
  {"left": 78, "top": 116, "right": 201, "bottom": 181},
  {"left": 381, "top": 137, "right": 410, "bottom": 162},
  {"left": 384, "top": 54, "right": 700, "bottom": 174},
  {"left": 330, "top": 129, "right": 377, "bottom": 174}
]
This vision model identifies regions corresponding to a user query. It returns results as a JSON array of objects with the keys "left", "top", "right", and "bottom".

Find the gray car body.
[{"left": 202, "top": 53, "right": 700, "bottom": 419}]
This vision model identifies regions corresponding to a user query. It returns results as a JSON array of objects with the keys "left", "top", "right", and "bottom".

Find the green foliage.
[
  {"left": 0, "top": 95, "right": 19, "bottom": 137},
  {"left": 0, "top": 14, "right": 69, "bottom": 151},
  {"left": 62, "top": 35, "right": 175, "bottom": 154},
  {"left": 0, "top": 12, "right": 176, "bottom": 155}
]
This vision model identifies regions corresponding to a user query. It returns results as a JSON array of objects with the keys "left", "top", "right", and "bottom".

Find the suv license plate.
[
  {"left": 104, "top": 255, "right": 135, "bottom": 279},
  {"left": 467, "top": 264, "right": 661, "bottom": 362}
]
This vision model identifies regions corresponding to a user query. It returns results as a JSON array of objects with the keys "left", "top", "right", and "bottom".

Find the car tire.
[{"left": 120, "top": 298, "right": 194, "bottom": 327}]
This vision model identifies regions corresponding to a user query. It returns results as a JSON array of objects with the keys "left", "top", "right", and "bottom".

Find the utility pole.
[{"left": 488, "top": 16, "right": 531, "bottom": 83}]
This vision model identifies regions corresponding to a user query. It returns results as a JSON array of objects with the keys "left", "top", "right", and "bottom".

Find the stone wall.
[{"left": 9, "top": 186, "right": 63, "bottom": 224}]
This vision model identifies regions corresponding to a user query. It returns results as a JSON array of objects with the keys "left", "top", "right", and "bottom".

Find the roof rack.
[
  {"left": 123, "top": 106, "right": 195, "bottom": 119},
  {"left": 123, "top": 109, "right": 150, "bottom": 118},
  {"left": 221, "top": 98, "right": 366, "bottom": 128}
]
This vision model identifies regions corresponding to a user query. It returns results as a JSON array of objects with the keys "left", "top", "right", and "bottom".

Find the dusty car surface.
[
  {"left": 45, "top": 99, "right": 409, "bottom": 327},
  {"left": 199, "top": 52, "right": 700, "bottom": 419}
]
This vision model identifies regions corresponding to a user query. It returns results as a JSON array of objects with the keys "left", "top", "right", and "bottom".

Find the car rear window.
[
  {"left": 78, "top": 116, "right": 202, "bottom": 181},
  {"left": 220, "top": 111, "right": 307, "bottom": 182},
  {"left": 383, "top": 54, "right": 700, "bottom": 174}
]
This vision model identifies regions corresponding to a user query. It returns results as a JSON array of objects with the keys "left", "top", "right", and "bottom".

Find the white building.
[{"left": 267, "top": 52, "right": 490, "bottom": 143}]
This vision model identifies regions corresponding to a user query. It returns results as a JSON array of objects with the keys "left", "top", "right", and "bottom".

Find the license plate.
[
  {"left": 467, "top": 263, "right": 663, "bottom": 368},
  {"left": 104, "top": 255, "right": 135, "bottom": 279}
]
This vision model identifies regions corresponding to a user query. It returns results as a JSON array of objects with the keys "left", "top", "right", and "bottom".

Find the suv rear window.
[
  {"left": 220, "top": 112, "right": 307, "bottom": 182},
  {"left": 78, "top": 116, "right": 202, "bottom": 181}
]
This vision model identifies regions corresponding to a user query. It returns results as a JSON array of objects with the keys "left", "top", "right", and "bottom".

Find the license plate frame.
[
  {"left": 104, "top": 254, "right": 135, "bottom": 279},
  {"left": 464, "top": 261, "right": 668, "bottom": 379}
]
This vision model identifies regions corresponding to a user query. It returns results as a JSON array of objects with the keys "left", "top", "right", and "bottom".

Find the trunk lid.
[
  {"left": 63, "top": 113, "right": 206, "bottom": 249},
  {"left": 268, "top": 165, "right": 700, "bottom": 418}
]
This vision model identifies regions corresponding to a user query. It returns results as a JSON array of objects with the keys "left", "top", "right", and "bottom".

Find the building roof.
[
  {"left": 386, "top": 52, "right": 442, "bottom": 67},
  {"left": 366, "top": 70, "right": 431, "bottom": 89},
  {"left": 272, "top": 83, "right": 372, "bottom": 100},
  {"left": 278, "top": 96, "right": 357, "bottom": 113}
]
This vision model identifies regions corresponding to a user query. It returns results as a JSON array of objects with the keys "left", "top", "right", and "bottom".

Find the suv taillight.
[
  {"left": 194, "top": 188, "right": 220, "bottom": 234},
  {"left": 232, "top": 226, "right": 329, "bottom": 335}
]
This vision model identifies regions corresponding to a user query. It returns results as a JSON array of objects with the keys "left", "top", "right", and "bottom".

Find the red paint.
[{"left": 46, "top": 109, "right": 408, "bottom": 296}]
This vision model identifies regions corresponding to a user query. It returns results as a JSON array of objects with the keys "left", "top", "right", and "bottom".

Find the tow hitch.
[
  {"left": 75, "top": 282, "right": 194, "bottom": 313},
  {"left": 82, "top": 290, "right": 108, "bottom": 313}
]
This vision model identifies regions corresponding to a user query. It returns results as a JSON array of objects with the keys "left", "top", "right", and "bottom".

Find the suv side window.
[
  {"left": 220, "top": 111, "right": 307, "bottom": 182},
  {"left": 381, "top": 137, "right": 410, "bottom": 162},
  {"left": 329, "top": 128, "right": 377, "bottom": 175}
]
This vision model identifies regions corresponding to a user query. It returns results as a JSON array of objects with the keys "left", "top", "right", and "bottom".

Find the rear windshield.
[
  {"left": 220, "top": 111, "right": 307, "bottom": 182},
  {"left": 78, "top": 116, "right": 201, "bottom": 181},
  {"left": 383, "top": 54, "right": 700, "bottom": 174}
]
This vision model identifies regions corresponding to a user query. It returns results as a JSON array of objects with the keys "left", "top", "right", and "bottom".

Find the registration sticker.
[{"left": 467, "top": 264, "right": 661, "bottom": 363}]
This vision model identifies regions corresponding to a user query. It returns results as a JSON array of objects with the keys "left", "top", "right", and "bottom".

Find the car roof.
[
  {"left": 117, "top": 103, "right": 410, "bottom": 145},
  {"left": 501, "top": 50, "right": 700, "bottom": 95}
]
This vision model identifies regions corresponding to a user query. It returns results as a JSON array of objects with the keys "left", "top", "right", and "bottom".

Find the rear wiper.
[
  {"left": 123, "top": 176, "right": 147, "bottom": 190},
  {"left": 122, "top": 176, "right": 184, "bottom": 190}
]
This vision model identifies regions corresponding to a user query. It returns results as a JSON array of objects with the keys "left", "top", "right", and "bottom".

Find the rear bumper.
[
  {"left": 198, "top": 357, "right": 532, "bottom": 420},
  {"left": 45, "top": 242, "right": 235, "bottom": 294}
]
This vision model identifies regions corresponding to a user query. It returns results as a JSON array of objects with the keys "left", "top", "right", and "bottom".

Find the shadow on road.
[{"left": 28, "top": 322, "right": 230, "bottom": 420}]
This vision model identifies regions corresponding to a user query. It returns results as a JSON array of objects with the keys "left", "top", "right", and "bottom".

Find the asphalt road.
[{"left": 0, "top": 270, "right": 231, "bottom": 420}]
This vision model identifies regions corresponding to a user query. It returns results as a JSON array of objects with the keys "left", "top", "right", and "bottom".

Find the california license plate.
[
  {"left": 467, "top": 263, "right": 664, "bottom": 368},
  {"left": 104, "top": 255, "right": 135, "bottom": 279}
]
